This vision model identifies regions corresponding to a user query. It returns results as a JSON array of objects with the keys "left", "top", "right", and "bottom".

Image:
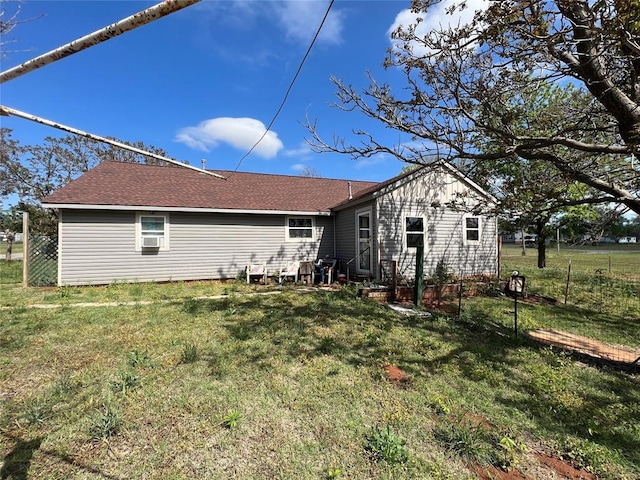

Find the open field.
[
  {"left": 0, "top": 242, "right": 23, "bottom": 256},
  {"left": 1, "top": 269, "right": 639, "bottom": 479}
]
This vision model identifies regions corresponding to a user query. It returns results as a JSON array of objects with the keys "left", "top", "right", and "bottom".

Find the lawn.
[
  {"left": 1, "top": 278, "right": 639, "bottom": 479},
  {"left": 0, "top": 241, "right": 23, "bottom": 256}
]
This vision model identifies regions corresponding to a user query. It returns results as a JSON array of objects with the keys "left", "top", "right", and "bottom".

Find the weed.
[
  {"left": 364, "top": 425, "right": 408, "bottom": 464},
  {"left": 54, "top": 373, "right": 75, "bottom": 396},
  {"left": 222, "top": 410, "right": 241, "bottom": 430},
  {"left": 57, "top": 286, "right": 73, "bottom": 298},
  {"left": 433, "top": 414, "right": 496, "bottom": 466},
  {"left": 498, "top": 435, "right": 527, "bottom": 471},
  {"left": 89, "top": 400, "right": 121, "bottom": 440},
  {"left": 180, "top": 344, "right": 198, "bottom": 364},
  {"left": 428, "top": 394, "right": 451, "bottom": 416},
  {"left": 111, "top": 370, "right": 141, "bottom": 394},
  {"left": 23, "top": 395, "right": 53, "bottom": 425},
  {"left": 325, "top": 467, "right": 342, "bottom": 479},
  {"left": 127, "top": 348, "right": 153, "bottom": 369},
  {"left": 181, "top": 297, "right": 198, "bottom": 314}
]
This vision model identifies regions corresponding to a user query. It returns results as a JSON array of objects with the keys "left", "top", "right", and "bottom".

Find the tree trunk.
[
  {"left": 536, "top": 222, "right": 546, "bottom": 269},
  {"left": 5, "top": 235, "right": 13, "bottom": 262}
]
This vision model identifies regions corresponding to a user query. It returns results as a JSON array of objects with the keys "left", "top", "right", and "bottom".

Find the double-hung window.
[
  {"left": 464, "top": 216, "right": 481, "bottom": 244},
  {"left": 136, "top": 213, "right": 169, "bottom": 250},
  {"left": 286, "top": 216, "right": 314, "bottom": 241},
  {"left": 405, "top": 216, "right": 425, "bottom": 248}
]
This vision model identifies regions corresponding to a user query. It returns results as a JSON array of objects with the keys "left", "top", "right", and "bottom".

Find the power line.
[{"left": 226, "top": 0, "right": 335, "bottom": 179}]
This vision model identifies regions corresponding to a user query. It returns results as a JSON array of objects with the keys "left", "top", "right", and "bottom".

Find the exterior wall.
[
  {"left": 334, "top": 200, "right": 377, "bottom": 278},
  {"left": 376, "top": 169, "right": 498, "bottom": 281},
  {"left": 58, "top": 209, "right": 333, "bottom": 285}
]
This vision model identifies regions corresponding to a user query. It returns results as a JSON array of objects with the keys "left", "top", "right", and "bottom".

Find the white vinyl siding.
[
  {"left": 375, "top": 167, "right": 497, "bottom": 280},
  {"left": 58, "top": 210, "right": 332, "bottom": 286}
]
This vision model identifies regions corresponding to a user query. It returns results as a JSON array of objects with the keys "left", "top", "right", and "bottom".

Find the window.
[
  {"left": 136, "top": 213, "right": 169, "bottom": 251},
  {"left": 286, "top": 216, "right": 314, "bottom": 241},
  {"left": 464, "top": 216, "right": 481, "bottom": 244},
  {"left": 405, "top": 216, "right": 424, "bottom": 248}
]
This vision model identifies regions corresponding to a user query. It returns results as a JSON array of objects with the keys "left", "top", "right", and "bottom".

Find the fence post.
[
  {"left": 414, "top": 245, "right": 424, "bottom": 307},
  {"left": 22, "top": 211, "right": 29, "bottom": 288},
  {"left": 564, "top": 259, "right": 572, "bottom": 304}
]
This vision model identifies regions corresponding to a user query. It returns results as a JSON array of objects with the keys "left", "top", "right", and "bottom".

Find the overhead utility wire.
[
  {"left": 226, "top": 0, "right": 335, "bottom": 178},
  {"left": 0, "top": 105, "right": 225, "bottom": 178},
  {"left": 0, "top": 0, "right": 201, "bottom": 84}
]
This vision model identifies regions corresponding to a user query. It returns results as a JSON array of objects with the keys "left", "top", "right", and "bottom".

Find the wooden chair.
[
  {"left": 279, "top": 260, "right": 300, "bottom": 284},
  {"left": 246, "top": 262, "right": 267, "bottom": 284}
]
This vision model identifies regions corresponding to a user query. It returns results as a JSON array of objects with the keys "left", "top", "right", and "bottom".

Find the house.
[
  {"left": 41, "top": 160, "right": 498, "bottom": 286},
  {"left": 618, "top": 236, "right": 637, "bottom": 244}
]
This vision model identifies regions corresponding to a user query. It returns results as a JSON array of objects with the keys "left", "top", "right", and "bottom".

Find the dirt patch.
[
  {"left": 382, "top": 364, "right": 410, "bottom": 385},
  {"left": 522, "top": 294, "right": 558, "bottom": 305},
  {"left": 471, "top": 464, "right": 527, "bottom": 479},
  {"left": 527, "top": 328, "right": 640, "bottom": 366},
  {"left": 534, "top": 453, "right": 596, "bottom": 480}
]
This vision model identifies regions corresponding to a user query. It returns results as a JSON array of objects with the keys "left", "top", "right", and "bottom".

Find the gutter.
[{"left": 40, "top": 203, "right": 332, "bottom": 216}]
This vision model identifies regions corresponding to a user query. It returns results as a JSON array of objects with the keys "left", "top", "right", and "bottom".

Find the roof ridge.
[{"left": 98, "top": 160, "right": 380, "bottom": 184}]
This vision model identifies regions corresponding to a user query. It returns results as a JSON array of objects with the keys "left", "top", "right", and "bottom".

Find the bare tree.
[{"left": 306, "top": 0, "right": 640, "bottom": 214}]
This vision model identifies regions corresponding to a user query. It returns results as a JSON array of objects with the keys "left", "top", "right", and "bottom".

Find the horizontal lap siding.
[
  {"left": 59, "top": 210, "right": 332, "bottom": 285},
  {"left": 377, "top": 169, "right": 498, "bottom": 280},
  {"left": 334, "top": 201, "right": 376, "bottom": 275}
]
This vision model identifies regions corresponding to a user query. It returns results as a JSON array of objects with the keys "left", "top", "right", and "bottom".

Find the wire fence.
[{"left": 499, "top": 245, "right": 640, "bottom": 368}]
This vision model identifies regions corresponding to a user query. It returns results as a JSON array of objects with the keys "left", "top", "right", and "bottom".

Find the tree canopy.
[
  {"left": 306, "top": 0, "right": 640, "bottom": 214},
  {"left": 0, "top": 128, "right": 169, "bottom": 207}
]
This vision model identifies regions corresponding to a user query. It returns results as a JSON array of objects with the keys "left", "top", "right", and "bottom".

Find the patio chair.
[
  {"left": 279, "top": 260, "right": 300, "bottom": 284},
  {"left": 246, "top": 262, "right": 267, "bottom": 284},
  {"left": 317, "top": 256, "right": 338, "bottom": 284},
  {"left": 299, "top": 260, "right": 315, "bottom": 285}
]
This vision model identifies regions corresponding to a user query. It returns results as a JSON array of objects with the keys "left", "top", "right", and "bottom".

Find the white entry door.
[{"left": 356, "top": 209, "right": 372, "bottom": 275}]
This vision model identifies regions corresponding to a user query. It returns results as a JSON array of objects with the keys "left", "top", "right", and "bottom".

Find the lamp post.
[{"left": 507, "top": 271, "right": 526, "bottom": 338}]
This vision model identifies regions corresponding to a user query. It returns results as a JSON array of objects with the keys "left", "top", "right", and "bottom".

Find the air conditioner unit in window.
[{"left": 141, "top": 236, "right": 161, "bottom": 248}]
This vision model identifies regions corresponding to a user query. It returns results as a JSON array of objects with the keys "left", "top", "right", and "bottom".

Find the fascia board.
[{"left": 41, "top": 203, "right": 332, "bottom": 216}]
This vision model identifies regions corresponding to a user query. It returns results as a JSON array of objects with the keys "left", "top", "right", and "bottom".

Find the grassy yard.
[{"left": 1, "top": 275, "right": 639, "bottom": 479}]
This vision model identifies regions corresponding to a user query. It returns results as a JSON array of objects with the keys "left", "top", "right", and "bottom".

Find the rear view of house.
[{"left": 41, "top": 161, "right": 498, "bottom": 286}]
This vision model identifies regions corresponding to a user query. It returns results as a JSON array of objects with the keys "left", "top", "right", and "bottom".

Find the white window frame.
[
  {"left": 285, "top": 216, "right": 315, "bottom": 242},
  {"left": 135, "top": 212, "right": 170, "bottom": 251},
  {"left": 463, "top": 215, "right": 481, "bottom": 245},
  {"left": 404, "top": 215, "right": 425, "bottom": 249}
]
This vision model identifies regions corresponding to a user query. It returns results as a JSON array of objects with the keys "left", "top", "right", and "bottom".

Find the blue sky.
[{"left": 1, "top": 0, "right": 478, "bottom": 208}]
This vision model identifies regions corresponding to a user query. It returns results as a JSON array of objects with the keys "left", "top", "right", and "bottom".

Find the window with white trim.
[
  {"left": 286, "top": 216, "right": 314, "bottom": 241},
  {"left": 405, "top": 216, "right": 425, "bottom": 248},
  {"left": 464, "top": 216, "right": 481, "bottom": 244},
  {"left": 136, "top": 213, "right": 169, "bottom": 251}
]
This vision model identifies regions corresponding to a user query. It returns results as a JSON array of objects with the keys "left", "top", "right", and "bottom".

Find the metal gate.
[{"left": 28, "top": 234, "right": 58, "bottom": 286}]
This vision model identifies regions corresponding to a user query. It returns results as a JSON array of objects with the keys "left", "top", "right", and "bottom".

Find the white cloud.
[
  {"left": 290, "top": 163, "right": 307, "bottom": 172},
  {"left": 272, "top": 1, "right": 344, "bottom": 45},
  {"left": 354, "top": 155, "right": 388, "bottom": 170},
  {"left": 197, "top": 0, "right": 344, "bottom": 46},
  {"left": 388, "top": 0, "right": 488, "bottom": 55},
  {"left": 175, "top": 117, "right": 283, "bottom": 159},
  {"left": 284, "top": 142, "right": 313, "bottom": 159}
]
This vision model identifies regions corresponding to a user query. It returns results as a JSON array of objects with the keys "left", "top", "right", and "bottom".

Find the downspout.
[{"left": 332, "top": 214, "right": 337, "bottom": 258}]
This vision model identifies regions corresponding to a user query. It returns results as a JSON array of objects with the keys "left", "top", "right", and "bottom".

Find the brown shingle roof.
[{"left": 41, "top": 161, "right": 380, "bottom": 213}]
